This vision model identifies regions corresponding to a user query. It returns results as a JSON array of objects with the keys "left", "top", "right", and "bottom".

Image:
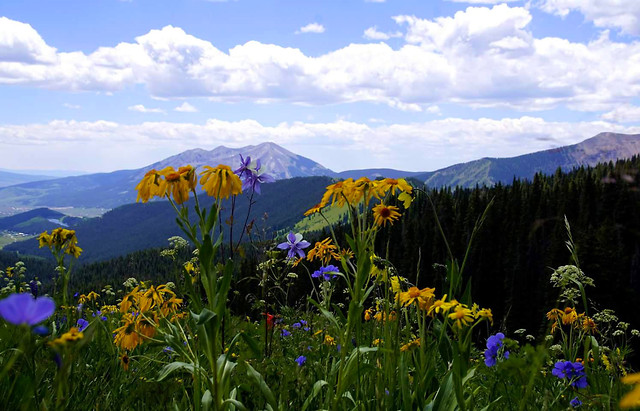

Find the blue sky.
[{"left": 2, "top": 0, "right": 640, "bottom": 173}]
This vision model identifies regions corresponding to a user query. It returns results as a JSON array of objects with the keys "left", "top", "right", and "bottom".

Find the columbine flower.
[
  {"left": 277, "top": 232, "right": 310, "bottom": 260},
  {"left": 0, "top": 293, "right": 55, "bottom": 326},
  {"left": 552, "top": 361, "right": 588, "bottom": 388},
  {"left": 295, "top": 355, "right": 306, "bottom": 366},
  {"left": 239, "top": 158, "right": 275, "bottom": 194},
  {"left": 484, "top": 333, "right": 509, "bottom": 367},
  {"left": 312, "top": 265, "right": 340, "bottom": 281}
]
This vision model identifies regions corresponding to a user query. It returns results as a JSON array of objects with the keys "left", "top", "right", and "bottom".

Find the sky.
[{"left": 2, "top": 0, "right": 640, "bottom": 174}]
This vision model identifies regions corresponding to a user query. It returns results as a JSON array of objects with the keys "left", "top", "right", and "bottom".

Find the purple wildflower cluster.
[
  {"left": 295, "top": 355, "right": 306, "bottom": 367},
  {"left": 484, "top": 332, "right": 509, "bottom": 367},
  {"left": 234, "top": 155, "right": 275, "bottom": 195},
  {"left": 312, "top": 265, "right": 340, "bottom": 281},
  {"left": 552, "top": 361, "right": 588, "bottom": 388}
]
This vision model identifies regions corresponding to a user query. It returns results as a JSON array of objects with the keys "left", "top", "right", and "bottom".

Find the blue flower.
[
  {"left": 300, "top": 320, "right": 307, "bottom": 325},
  {"left": 295, "top": 355, "right": 306, "bottom": 366},
  {"left": 0, "top": 293, "right": 55, "bottom": 326},
  {"left": 281, "top": 329, "right": 291, "bottom": 337},
  {"left": 570, "top": 397, "right": 582, "bottom": 407},
  {"left": 312, "top": 265, "right": 340, "bottom": 281},
  {"left": 234, "top": 155, "right": 275, "bottom": 195},
  {"left": 33, "top": 325, "right": 49, "bottom": 336},
  {"left": 292, "top": 322, "right": 302, "bottom": 329},
  {"left": 552, "top": 361, "right": 588, "bottom": 388},
  {"left": 484, "top": 332, "right": 507, "bottom": 367},
  {"left": 76, "top": 318, "right": 89, "bottom": 332},
  {"left": 277, "top": 232, "right": 310, "bottom": 260}
]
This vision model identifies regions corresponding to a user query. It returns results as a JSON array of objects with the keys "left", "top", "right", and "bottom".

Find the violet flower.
[
  {"left": 77, "top": 318, "right": 89, "bottom": 332},
  {"left": 277, "top": 232, "right": 310, "bottom": 260},
  {"left": 0, "top": 293, "right": 55, "bottom": 326}
]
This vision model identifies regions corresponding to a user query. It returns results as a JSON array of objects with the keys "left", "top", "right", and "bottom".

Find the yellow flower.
[
  {"left": 135, "top": 169, "right": 163, "bottom": 203},
  {"left": 372, "top": 203, "right": 401, "bottom": 227},
  {"left": 582, "top": 316, "right": 597, "bottom": 334},
  {"left": 65, "top": 243, "right": 82, "bottom": 258},
  {"left": 376, "top": 178, "right": 412, "bottom": 196},
  {"left": 372, "top": 338, "right": 382, "bottom": 346},
  {"left": 114, "top": 314, "right": 142, "bottom": 351},
  {"left": 324, "top": 334, "right": 336, "bottom": 346},
  {"left": 620, "top": 372, "right": 640, "bottom": 408},
  {"left": 546, "top": 308, "right": 563, "bottom": 321},
  {"left": 351, "top": 177, "right": 382, "bottom": 205},
  {"left": 200, "top": 165, "right": 243, "bottom": 199},
  {"left": 400, "top": 338, "right": 421, "bottom": 352},
  {"left": 49, "top": 327, "right": 84, "bottom": 346},
  {"left": 475, "top": 307, "right": 494, "bottom": 325},
  {"left": 389, "top": 276, "right": 402, "bottom": 294},
  {"left": 398, "top": 191, "right": 413, "bottom": 209},
  {"left": 428, "top": 294, "right": 454, "bottom": 316},
  {"left": 4, "top": 267, "right": 13, "bottom": 278},
  {"left": 136, "top": 314, "right": 157, "bottom": 340},
  {"left": 120, "top": 352, "right": 131, "bottom": 371},
  {"left": 304, "top": 203, "right": 325, "bottom": 216},
  {"left": 86, "top": 291, "right": 100, "bottom": 302},
  {"left": 320, "top": 179, "right": 355, "bottom": 208},
  {"left": 163, "top": 168, "right": 191, "bottom": 205},
  {"left": 364, "top": 308, "right": 373, "bottom": 321},
  {"left": 120, "top": 286, "right": 140, "bottom": 313},
  {"left": 38, "top": 232, "right": 52, "bottom": 248},
  {"left": 561, "top": 307, "right": 578, "bottom": 325},
  {"left": 397, "top": 286, "right": 435, "bottom": 307},
  {"left": 78, "top": 294, "right": 88, "bottom": 304},
  {"left": 448, "top": 304, "right": 474, "bottom": 329},
  {"left": 370, "top": 255, "right": 388, "bottom": 281},
  {"left": 306, "top": 238, "right": 340, "bottom": 265}
]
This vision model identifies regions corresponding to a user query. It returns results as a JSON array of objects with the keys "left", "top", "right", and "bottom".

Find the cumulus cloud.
[
  {"left": 174, "top": 102, "right": 198, "bottom": 112},
  {"left": 128, "top": 104, "right": 165, "bottom": 114},
  {"left": 601, "top": 105, "right": 640, "bottom": 123},
  {"left": 1, "top": 117, "right": 638, "bottom": 172},
  {"left": 1, "top": 9, "right": 640, "bottom": 112},
  {"left": 539, "top": 0, "right": 640, "bottom": 35},
  {"left": 295, "top": 23, "right": 325, "bottom": 34},
  {"left": 363, "top": 26, "right": 402, "bottom": 40}
]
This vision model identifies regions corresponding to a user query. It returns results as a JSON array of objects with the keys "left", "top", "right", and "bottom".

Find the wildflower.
[
  {"left": 113, "top": 314, "right": 142, "bottom": 351},
  {"left": 263, "top": 312, "right": 275, "bottom": 330},
  {"left": 200, "top": 165, "right": 243, "bottom": 199},
  {"left": 38, "top": 232, "right": 53, "bottom": 248},
  {"left": 377, "top": 178, "right": 412, "bottom": 196},
  {"left": 33, "top": 325, "right": 49, "bottom": 336},
  {"left": 324, "top": 334, "right": 336, "bottom": 346},
  {"left": 306, "top": 238, "right": 339, "bottom": 265},
  {"left": 428, "top": 294, "right": 452, "bottom": 316},
  {"left": 620, "top": 372, "right": 640, "bottom": 409},
  {"left": 570, "top": 397, "right": 582, "bottom": 407},
  {"left": 120, "top": 286, "right": 140, "bottom": 313},
  {"left": 281, "top": 329, "right": 291, "bottom": 337},
  {"left": 295, "top": 355, "right": 306, "bottom": 367},
  {"left": 312, "top": 265, "right": 340, "bottom": 281},
  {"left": 370, "top": 255, "right": 388, "bottom": 281},
  {"left": 400, "top": 338, "right": 421, "bottom": 352},
  {"left": 352, "top": 177, "right": 381, "bottom": 204},
  {"left": 582, "top": 317, "right": 597, "bottom": 334},
  {"left": 304, "top": 203, "right": 324, "bottom": 216},
  {"left": 320, "top": 179, "right": 355, "bottom": 207},
  {"left": 76, "top": 318, "right": 89, "bottom": 332},
  {"left": 0, "top": 293, "right": 55, "bottom": 326},
  {"left": 484, "top": 333, "right": 509, "bottom": 367},
  {"left": 397, "top": 191, "right": 413, "bottom": 208},
  {"left": 552, "top": 361, "right": 588, "bottom": 388},
  {"left": 292, "top": 322, "right": 302, "bottom": 329},
  {"left": 397, "top": 286, "right": 435, "bottom": 307},
  {"left": 136, "top": 314, "right": 157, "bottom": 339},
  {"left": 389, "top": 276, "right": 402, "bottom": 294},
  {"left": 277, "top": 232, "right": 310, "bottom": 260},
  {"left": 475, "top": 307, "right": 494, "bottom": 325},
  {"left": 364, "top": 308, "right": 373, "bottom": 321},
  {"left": 120, "top": 352, "right": 130, "bottom": 371},
  {"left": 547, "top": 308, "right": 563, "bottom": 321},
  {"left": 50, "top": 327, "right": 84, "bottom": 346},
  {"left": 235, "top": 157, "right": 274, "bottom": 194},
  {"left": 562, "top": 307, "right": 578, "bottom": 325},
  {"left": 135, "top": 169, "right": 163, "bottom": 203},
  {"left": 372, "top": 203, "right": 401, "bottom": 227},
  {"left": 448, "top": 304, "right": 474, "bottom": 329}
]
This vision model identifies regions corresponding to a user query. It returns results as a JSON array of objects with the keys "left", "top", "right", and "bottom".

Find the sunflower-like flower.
[
  {"left": 351, "top": 177, "right": 382, "bottom": 205},
  {"left": 428, "top": 294, "right": 456, "bottom": 317},
  {"left": 621, "top": 373, "right": 640, "bottom": 409},
  {"left": 304, "top": 203, "right": 325, "bottom": 216},
  {"left": 120, "top": 286, "right": 140, "bottom": 313},
  {"left": 475, "top": 307, "right": 494, "bottom": 325},
  {"left": 376, "top": 178, "right": 412, "bottom": 196},
  {"left": 114, "top": 314, "right": 142, "bottom": 351},
  {"left": 49, "top": 327, "right": 84, "bottom": 346},
  {"left": 320, "top": 179, "right": 355, "bottom": 208},
  {"left": 448, "top": 304, "right": 474, "bottom": 329},
  {"left": 400, "top": 338, "right": 421, "bottom": 352},
  {"left": 397, "top": 286, "right": 435, "bottom": 307},
  {"left": 372, "top": 203, "right": 401, "bottom": 227},
  {"left": 306, "top": 238, "right": 340, "bottom": 265},
  {"left": 200, "top": 165, "right": 243, "bottom": 199},
  {"left": 120, "top": 352, "right": 131, "bottom": 371}
]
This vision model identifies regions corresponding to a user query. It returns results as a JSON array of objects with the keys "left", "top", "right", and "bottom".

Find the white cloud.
[
  {"left": 63, "top": 103, "right": 81, "bottom": 109},
  {"left": 601, "top": 105, "right": 640, "bottom": 123},
  {"left": 365, "top": 0, "right": 386, "bottom": 3},
  {"left": 447, "top": 0, "right": 520, "bottom": 3},
  {"left": 1, "top": 10, "right": 640, "bottom": 113},
  {"left": 128, "top": 104, "right": 165, "bottom": 114},
  {"left": 1, "top": 117, "right": 638, "bottom": 172},
  {"left": 295, "top": 23, "right": 325, "bottom": 34},
  {"left": 174, "top": 102, "right": 198, "bottom": 112},
  {"left": 539, "top": 0, "right": 640, "bottom": 35},
  {"left": 363, "top": 26, "right": 402, "bottom": 40}
]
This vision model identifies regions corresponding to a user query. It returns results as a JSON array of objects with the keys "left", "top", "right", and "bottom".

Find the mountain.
[
  {"left": 336, "top": 168, "right": 425, "bottom": 180},
  {"left": 0, "top": 142, "right": 336, "bottom": 211},
  {"left": 0, "top": 170, "right": 57, "bottom": 188},
  {"left": 0, "top": 207, "right": 83, "bottom": 235},
  {"left": 4, "top": 176, "right": 332, "bottom": 262},
  {"left": 415, "top": 132, "right": 640, "bottom": 188}
]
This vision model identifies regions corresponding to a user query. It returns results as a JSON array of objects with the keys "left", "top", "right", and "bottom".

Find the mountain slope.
[
  {"left": 416, "top": 132, "right": 640, "bottom": 187},
  {"left": 0, "top": 142, "right": 336, "bottom": 210},
  {"left": 0, "top": 170, "right": 56, "bottom": 188}
]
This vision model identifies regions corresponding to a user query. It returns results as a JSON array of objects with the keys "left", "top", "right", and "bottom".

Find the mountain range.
[{"left": 1, "top": 133, "right": 639, "bottom": 213}]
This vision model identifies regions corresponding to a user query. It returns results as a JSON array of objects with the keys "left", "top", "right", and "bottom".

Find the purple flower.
[
  {"left": 300, "top": 320, "right": 307, "bottom": 325},
  {"left": 277, "top": 232, "right": 310, "bottom": 260},
  {"left": 312, "top": 265, "right": 340, "bottom": 281},
  {"left": 33, "top": 325, "right": 49, "bottom": 336},
  {"left": 570, "top": 397, "right": 582, "bottom": 407},
  {"left": 281, "top": 329, "right": 291, "bottom": 337},
  {"left": 303, "top": 326, "right": 311, "bottom": 332},
  {"left": 234, "top": 155, "right": 254, "bottom": 181},
  {"left": 76, "top": 318, "right": 89, "bottom": 332},
  {"left": 295, "top": 355, "right": 306, "bottom": 366},
  {"left": 0, "top": 293, "right": 55, "bottom": 326},
  {"left": 484, "top": 332, "right": 506, "bottom": 367},
  {"left": 292, "top": 322, "right": 302, "bottom": 329},
  {"left": 235, "top": 155, "right": 275, "bottom": 194},
  {"left": 552, "top": 361, "right": 588, "bottom": 388}
]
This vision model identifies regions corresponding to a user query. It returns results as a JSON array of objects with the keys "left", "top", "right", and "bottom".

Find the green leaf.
[
  {"left": 239, "top": 332, "right": 262, "bottom": 359},
  {"left": 191, "top": 308, "right": 216, "bottom": 326},
  {"left": 201, "top": 390, "right": 213, "bottom": 411},
  {"left": 157, "top": 361, "right": 196, "bottom": 382},
  {"left": 245, "top": 362, "right": 279, "bottom": 411},
  {"left": 301, "top": 380, "right": 328, "bottom": 411}
]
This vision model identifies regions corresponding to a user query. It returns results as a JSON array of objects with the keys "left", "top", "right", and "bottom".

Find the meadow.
[{"left": 1, "top": 156, "right": 639, "bottom": 410}]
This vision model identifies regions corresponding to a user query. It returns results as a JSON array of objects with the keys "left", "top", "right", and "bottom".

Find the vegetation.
[{"left": 0, "top": 156, "right": 640, "bottom": 409}]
